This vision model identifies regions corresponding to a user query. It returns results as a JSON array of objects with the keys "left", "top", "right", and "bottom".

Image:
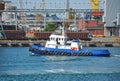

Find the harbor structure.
[
  {"left": 1, "top": 1, "right": 18, "bottom": 30},
  {"left": 0, "top": 0, "right": 120, "bottom": 46},
  {"left": 103, "top": 0, "right": 120, "bottom": 37},
  {"left": 0, "top": 0, "right": 5, "bottom": 30},
  {"left": 78, "top": 20, "right": 104, "bottom": 37},
  {"left": 2, "top": 1, "right": 17, "bottom": 23},
  {"left": 1, "top": 0, "right": 120, "bottom": 40}
]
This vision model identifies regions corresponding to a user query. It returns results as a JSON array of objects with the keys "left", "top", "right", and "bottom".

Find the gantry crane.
[
  {"left": 19, "top": 0, "right": 26, "bottom": 26},
  {"left": 35, "top": 0, "right": 45, "bottom": 22},
  {"left": 90, "top": 0, "right": 103, "bottom": 19}
]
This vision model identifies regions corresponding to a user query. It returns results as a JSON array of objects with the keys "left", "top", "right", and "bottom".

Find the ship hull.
[{"left": 29, "top": 44, "right": 110, "bottom": 57}]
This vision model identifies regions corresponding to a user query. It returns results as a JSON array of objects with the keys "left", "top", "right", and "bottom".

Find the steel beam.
[{"left": 2, "top": 9, "right": 103, "bottom": 13}]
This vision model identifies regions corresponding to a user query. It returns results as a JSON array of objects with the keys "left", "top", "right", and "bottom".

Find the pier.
[
  {"left": 82, "top": 37, "right": 120, "bottom": 47},
  {"left": 0, "top": 37, "right": 120, "bottom": 47},
  {"left": 0, "top": 40, "right": 45, "bottom": 47},
  {"left": 82, "top": 41, "right": 120, "bottom": 47}
]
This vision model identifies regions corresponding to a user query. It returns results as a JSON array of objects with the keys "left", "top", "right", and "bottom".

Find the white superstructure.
[{"left": 45, "top": 32, "right": 82, "bottom": 50}]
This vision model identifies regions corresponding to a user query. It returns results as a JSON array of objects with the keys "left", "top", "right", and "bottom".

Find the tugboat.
[{"left": 29, "top": 26, "right": 110, "bottom": 57}]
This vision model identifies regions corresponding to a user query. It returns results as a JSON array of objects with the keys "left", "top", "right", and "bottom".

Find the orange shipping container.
[{"left": 92, "top": 12, "right": 103, "bottom": 16}]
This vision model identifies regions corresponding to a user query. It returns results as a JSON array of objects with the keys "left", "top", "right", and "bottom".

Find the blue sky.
[{"left": 5, "top": 0, "right": 105, "bottom": 9}]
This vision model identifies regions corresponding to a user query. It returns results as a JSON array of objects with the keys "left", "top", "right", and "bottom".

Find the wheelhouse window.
[{"left": 59, "top": 38, "right": 60, "bottom": 40}]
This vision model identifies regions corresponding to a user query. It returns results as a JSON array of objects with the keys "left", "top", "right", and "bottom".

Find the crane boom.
[{"left": 19, "top": 0, "right": 26, "bottom": 25}]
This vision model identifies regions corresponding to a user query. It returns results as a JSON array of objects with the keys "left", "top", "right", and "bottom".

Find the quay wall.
[{"left": 0, "top": 38, "right": 120, "bottom": 47}]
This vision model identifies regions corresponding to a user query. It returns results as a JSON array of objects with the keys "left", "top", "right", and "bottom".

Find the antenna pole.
[{"left": 62, "top": 19, "right": 65, "bottom": 36}]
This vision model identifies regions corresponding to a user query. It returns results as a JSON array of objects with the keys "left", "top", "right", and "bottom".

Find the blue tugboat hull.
[{"left": 29, "top": 44, "right": 110, "bottom": 57}]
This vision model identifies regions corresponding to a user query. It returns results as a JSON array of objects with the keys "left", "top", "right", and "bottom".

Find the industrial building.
[
  {"left": 103, "top": 0, "right": 120, "bottom": 37},
  {"left": 1, "top": 0, "right": 120, "bottom": 39},
  {"left": 2, "top": 1, "right": 17, "bottom": 24},
  {"left": 78, "top": 20, "right": 104, "bottom": 36}
]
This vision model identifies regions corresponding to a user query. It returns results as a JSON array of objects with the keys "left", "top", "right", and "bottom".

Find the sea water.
[{"left": 0, "top": 47, "right": 120, "bottom": 81}]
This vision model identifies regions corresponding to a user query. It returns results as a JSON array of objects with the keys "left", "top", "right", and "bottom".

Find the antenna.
[
  {"left": 62, "top": 19, "right": 65, "bottom": 36},
  {"left": 66, "top": 0, "right": 70, "bottom": 28}
]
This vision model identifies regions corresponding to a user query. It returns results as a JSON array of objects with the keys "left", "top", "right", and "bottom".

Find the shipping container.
[
  {"left": 34, "top": 32, "right": 51, "bottom": 40},
  {"left": 92, "top": 12, "right": 103, "bottom": 16},
  {"left": 89, "top": 29, "right": 104, "bottom": 37},
  {"left": 2, "top": 30, "right": 91, "bottom": 40},
  {"left": 66, "top": 32, "right": 91, "bottom": 40},
  {"left": 3, "top": 30, "right": 26, "bottom": 40},
  {"left": 34, "top": 32, "right": 91, "bottom": 40},
  {"left": 0, "top": 2, "right": 5, "bottom": 10}
]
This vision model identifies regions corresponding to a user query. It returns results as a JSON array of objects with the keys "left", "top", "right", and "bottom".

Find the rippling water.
[{"left": 0, "top": 47, "right": 120, "bottom": 81}]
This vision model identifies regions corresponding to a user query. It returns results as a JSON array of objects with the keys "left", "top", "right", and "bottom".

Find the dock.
[
  {"left": 0, "top": 37, "right": 120, "bottom": 47},
  {"left": 82, "top": 37, "right": 120, "bottom": 47},
  {"left": 0, "top": 40, "right": 45, "bottom": 47}
]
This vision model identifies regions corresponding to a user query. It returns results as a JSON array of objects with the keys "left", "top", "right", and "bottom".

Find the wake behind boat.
[{"left": 29, "top": 26, "right": 110, "bottom": 57}]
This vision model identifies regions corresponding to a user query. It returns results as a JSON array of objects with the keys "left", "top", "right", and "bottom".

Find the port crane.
[
  {"left": 89, "top": 0, "right": 103, "bottom": 18},
  {"left": 66, "top": 0, "right": 101, "bottom": 28},
  {"left": 19, "top": 0, "right": 26, "bottom": 27},
  {"left": 1, "top": 0, "right": 104, "bottom": 27}
]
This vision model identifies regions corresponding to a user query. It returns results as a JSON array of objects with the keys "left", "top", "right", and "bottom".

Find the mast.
[
  {"left": 66, "top": 0, "right": 70, "bottom": 28},
  {"left": 40, "top": 0, "right": 46, "bottom": 28},
  {"left": 62, "top": 19, "right": 65, "bottom": 36}
]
